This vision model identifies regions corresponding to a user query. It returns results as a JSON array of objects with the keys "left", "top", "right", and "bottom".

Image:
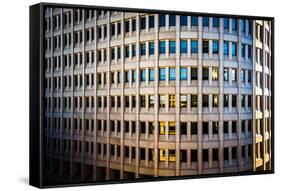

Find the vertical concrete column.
[
  {"left": 197, "top": 16, "right": 203, "bottom": 175},
  {"left": 119, "top": 12, "right": 125, "bottom": 179},
  {"left": 94, "top": 12, "right": 100, "bottom": 179},
  {"left": 106, "top": 12, "right": 111, "bottom": 180},
  {"left": 218, "top": 17, "right": 224, "bottom": 173},
  {"left": 135, "top": 15, "right": 140, "bottom": 175},
  {"left": 175, "top": 15, "right": 181, "bottom": 176},
  {"left": 153, "top": 14, "right": 159, "bottom": 177},
  {"left": 252, "top": 20, "right": 257, "bottom": 171}
]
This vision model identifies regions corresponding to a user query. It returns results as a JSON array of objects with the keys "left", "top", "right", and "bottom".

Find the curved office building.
[{"left": 43, "top": 7, "right": 272, "bottom": 183}]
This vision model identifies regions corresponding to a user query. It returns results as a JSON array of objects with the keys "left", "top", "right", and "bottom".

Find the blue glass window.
[
  {"left": 169, "top": 40, "right": 176, "bottom": 54},
  {"left": 169, "top": 15, "right": 176, "bottom": 26},
  {"left": 224, "top": 41, "right": 229, "bottom": 56},
  {"left": 191, "top": 16, "right": 198, "bottom": 26},
  {"left": 149, "top": 69, "right": 154, "bottom": 81},
  {"left": 242, "top": 44, "right": 246, "bottom": 58},
  {"left": 224, "top": 18, "right": 229, "bottom": 29},
  {"left": 180, "top": 40, "right": 187, "bottom": 53},
  {"left": 140, "top": 43, "right": 146, "bottom": 56},
  {"left": 149, "top": 42, "right": 154, "bottom": 55},
  {"left": 213, "top": 17, "right": 219, "bottom": 28},
  {"left": 203, "top": 17, "right": 209, "bottom": 27},
  {"left": 180, "top": 16, "right": 187, "bottom": 26},
  {"left": 169, "top": 68, "right": 176, "bottom": 81},
  {"left": 212, "top": 40, "right": 219, "bottom": 54},
  {"left": 159, "top": 68, "right": 166, "bottom": 81},
  {"left": 191, "top": 40, "right": 198, "bottom": 53},
  {"left": 232, "top": 18, "right": 237, "bottom": 30},
  {"left": 232, "top": 43, "right": 237, "bottom": 56},
  {"left": 149, "top": 15, "right": 154, "bottom": 28},
  {"left": 241, "top": 19, "right": 245, "bottom": 32},
  {"left": 141, "top": 69, "right": 146, "bottom": 81},
  {"left": 159, "top": 41, "right": 166, "bottom": 54},
  {"left": 159, "top": 14, "right": 166, "bottom": 27},
  {"left": 180, "top": 67, "right": 187, "bottom": 80}
]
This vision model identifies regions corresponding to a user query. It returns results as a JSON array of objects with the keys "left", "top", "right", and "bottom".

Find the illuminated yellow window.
[
  {"left": 159, "top": 149, "right": 166, "bottom": 161},
  {"left": 169, "top": 95, "right": 176, "bottom": 107},
  {"left": 213, "top": 94, "right": 219, "bottom": 107},
  {"left": 180, "top": 95, "right": 187, "bottom": 108},
  {"left": 159, "top": 95, "right": 166, "bottom": 107},
  {"left": 169, "top": 150, "right": 176, "bottom": 162},
  {"left": 159, "top": 121, "right": 165, "bottom": 135},
  {"left": 212, "top": 67, "right": 219, "bottom": 81},
  {"left": 169, "top": 122, "right": 176, "bottom": 135},
  {"left": 159, "top": 149, "right": 176, "bottom": 162}
]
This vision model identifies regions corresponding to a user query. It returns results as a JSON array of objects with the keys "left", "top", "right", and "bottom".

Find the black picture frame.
[{"left": 30, "top": 2, "right": 274, "bottom": 188}]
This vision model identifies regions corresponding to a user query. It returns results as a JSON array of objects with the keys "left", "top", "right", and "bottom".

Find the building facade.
[{"left": 43, "top": 7, "right": 272, "bottom": 184}]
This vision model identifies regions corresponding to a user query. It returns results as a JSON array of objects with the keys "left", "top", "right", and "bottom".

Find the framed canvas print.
[{"left": 29, "top": 2, "right": 274, "bottom": 188}]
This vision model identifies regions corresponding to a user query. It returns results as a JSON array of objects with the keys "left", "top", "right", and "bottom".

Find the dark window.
[
  {"left": 203, "top": 94, "right": 209, "bottom": 107},
  {"left": 191, "top": 95, "right": 198, "bottom": 108},
  {"left": 191, "top": 150, "right": 197, "bottom": 162},
  {"left": 180, "top": 122, "right": 187, "bottom": 134},
  {"left": 203, "top": 17, "right": 209, "bottom": 27},
  {"left": 191, "top": 16, "right": 198, "bottom": 26},
  {"left": 140, "top": 17, "right": 146, "bottom": 30},
  {"left": 159, "top": 41, "right": 166, "bottom": 54},
  {"left": 191, "top": 68, "right": 198, "bottom": 80},
  {"left": 203, "top": 122, "right": 209, "bottom": 134},
  {"left": 180, "top": 16, "right": 187, "bottom": 26},
  {"left": 159, "top": 14, "right": 166, "bottom": 27},
  {"left": 223, "top": 121, "right": 229, "bottom": 134},
  {"left": 191, "top": 122, "right": 197, "bottom": 135},
  {"left": 149, "top": 42, "right": 154, "bottom": 55},
  {"left": 169, "top": 15, "right": 176, "bottom": 26},
  {"left": 202, "top": 67, "right": 209, "bottom": 80},
  {"left": 149, "top": 15, "right": 154, "bottom": 28},
  {"left": 212, "top": 122, "right": 218, "bottom": 134},
  {"left": 232, "top": 18, "right": 237, "bottom": 31},
  {"left": 125, "top": 20, "right": 130, "bottom": 33},
  {"left": 224, "top": 18, "right": 229, "bottom": 29},
  {"left": 203, "top": 149, "right": 209, "bottom": 162},
  {"left": 232, "top": 121, "right": 237, "bottom": 133},
  {"left": 213, "top": 149, "right": 218, "bottom": 161},
  {"left": 212, "top": 17, "right": 219, "bottom": 28},
  {"left": 203, "top": 40, "right": 209, "bottom": 53}
]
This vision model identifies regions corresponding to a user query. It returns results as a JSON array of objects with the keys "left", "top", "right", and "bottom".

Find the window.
[
  {"left": 169, "top": 95, "right": 176, "bottom": 108},
  {"left": 224, "top": 68, "right": 228, "bottom": 81},
  {"left": 232, "top": 18, "right": 237, "bottom": 31},
  {"left": 248, "top": 71, "right": 252, "bottom": 83},
  {"left": 213, "top": 122, "right": 219, "bottom": 134},
  {"left": 232, "top": 69, "right": 237, "bottom": 82},
  {"left": 149, "top": 69, "right": 154, "bottom": 81},
  {"left": 149, "top": 42, "right": 154, "bottom": 55},
  {"left": 141, "top": 69, "right": 146, "bottom": 82},
  {"left": 180, "top": 16, "right": 187, "bottom": 26},
  {"left": 149, "top": 95, "right": 154, "bottom": 107},
  {"left": 241, "top": 70, "right": 245, "bottom": 83},
  {"left": 180, "top": 67, "right": 187, "bottom": 80},
  {"left": 169, "top": 40, "right": 176, "bottom": 54},
  {"left": 203, "top": 122, "right": 209, "bottom": 134},
  {"left": 232, "top": 42, "right": 237, "bottom": 57},
  {"left": 191, "top": 67, "right": 198, "bottom": 80},
  {"left": 125, "top": 45, "right": 130, "bottom": 58},
  {"left": 203, "top": 17, "right": 209, "bottom": 27},
  {"left": 125, "top": 96, "right": 129, "bottom": 107},
  {"left": 212, "top": 67, "right": 219, "bottom": 81},
  {"left": 180, "top": 40, "right": 187, "bottom": 53},
  {"left": 232, "top": 95, "right": 237, "bottom": 107},
  {"left": 180, "top": 122, "right": 187, "bottom": 134},
  {"left": 202, "top": 67, "right": 209, "bottom": 80},
  {"left": 140, "top": 16, "right": 146, "bottom": 30},
  {"left": 140, "top": 95, "right": 146, "bottom": 107},
  {"left": 224, "top": 18, "right": 229, "bottom": 29},
  {"left": 203, "top": 149, "right": 209, "bottom": 162},
  {"left": 180, "top": 95, "right": 187, "bottom": 108},
  {"left": 203, "top": 95, "right": 209, "bottom": 107},
  {"left": 248, "top": 46, "right": 252, "bottom": 59},
  {"left": 169, "top": 68, "right": 176, "bottom": 81},
  {"left": 241, "top": 19, "right": 245, "bottom": 32},
  {"left": 149, "top": 15, "right": 154, "bottom": 28},
  {"left": 224, "top": 41, "right": 229, "bottom": 56},
  {"left": 159, "top": 41, "right": 166, "bottom": 54},
  {"left": 159, "top": 68, "right": 166, "bottom": 81},
  {"left": 223, "top": 121, "right": 229, "bottom": 134},
  {"left": 132, "top": 44, "right": 136, "bottom": 57},
  {"left": 191, "top": 40, "right": 198, "bottom": 53},
  {"left": 191, "top": 150, "right": 197, "bottom": 162},
  {"left": 169, "top": 15, "right": 176, "bottom": 26},
  {"left": 241, "top": 95, "right": 246, "bottom": 107},
  {"left": 213, "top": 95, "right": 218, "bottom": 107},
  {"left": 117, "top": 22, "right": 121, "bottom": 35},
  {"left": 212, "top": 17, "right": 219, "bottom": 28},
  {"left": 213, "top": 149, "right": 218, "bottom": 161},
  {"left": 132, "top": 70, "right": 136, "bottom": 82},
  {"left": 132, "top": 18, "right": 136, "bottom": 32},
  {"left": 212, "top": 40, "right": 219, "bottom": 54},
  {"left": 125, "top": 71, "right": 130, "bottom": 82},
  {"left": 159, "top": 95, "right": 166, "bottom": 107},
  {"left": 191, "top": 16, "right": 198, "bottom": 26},
  {"left": 224, "top": 95, "right": 229, "bottom": 107},
  {"left": 203, "top": 40, "right": 209, "bottom": 54},
  {"left": 159, "top": 14, "right": 166, "bottom": 27},
  {"left": 140, "top": 43, "right": 146, "bottom": 56},
  {"left": 242, "top": 44, "right": 246, "bottom": 58},
  {"left": 191, "top": 95, "right": 198, "bottom": 108},
  {"left": 191, "top": 123, "right": 197, "bottom": 135},
  {"left": 125, "top": 20, "right": 130, "bottom": 33}
]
